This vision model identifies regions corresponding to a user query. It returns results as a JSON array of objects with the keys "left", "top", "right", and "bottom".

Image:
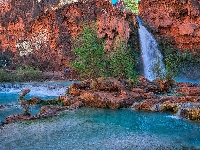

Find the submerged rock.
[
  {"left": 5, "top": 100, "right": 83, "bottom": 124},
  {"left": 0, "top": 105, "right": 4, "bottom": 109},
  {"left": 18, "top": 89, "right": 31, "bottom": 100},
  {"left": 3, "top": 77, "right": 200, "bottom": 124},
  {"left": 0, "top": 120, "right": 4, "bottom": 130}
]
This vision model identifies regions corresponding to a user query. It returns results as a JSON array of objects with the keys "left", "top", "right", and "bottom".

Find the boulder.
[
  {"left": 180, "top": 107, "right": 200, "bottom": 121},
  {"left": 136, "top": 77, "right": 175, "bottom": 94},
  {"left": 21, "top": 97, "right": 42, "bottom": 105},
  {"left": 18, "top": 89, "right": 31, "bottom": 100},
  {"left": 177, "top": 87, "right": 200, "bottom": 96}
]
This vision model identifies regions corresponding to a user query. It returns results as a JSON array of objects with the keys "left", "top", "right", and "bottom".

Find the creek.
[{"left": 0, "top": 81, "right": 200, "bottom": 149}]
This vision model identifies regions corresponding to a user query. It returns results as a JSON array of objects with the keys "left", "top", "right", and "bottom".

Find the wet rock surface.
[{"left": 3, "top": 77, "right": 200, "bottom": 124}]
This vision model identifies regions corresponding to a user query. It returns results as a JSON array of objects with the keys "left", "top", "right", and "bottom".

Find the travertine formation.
[
  {"left": 0, "top": 0, "right": 137, "bottom": 71},
  {"left": 3, "top": 77, "right": 200, "bottom": 125},
  {"left": 139, "top": 0, "right": 200, "bottom": 52}
]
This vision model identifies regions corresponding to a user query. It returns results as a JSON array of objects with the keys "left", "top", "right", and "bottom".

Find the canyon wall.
[
  {"left": 0, "top": 0, "right": 137, "bottom": 71},
  {"left": 139, "top": 0, "right": 200, "bottom": 52}
]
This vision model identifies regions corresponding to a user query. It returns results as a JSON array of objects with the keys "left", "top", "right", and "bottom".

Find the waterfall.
[{"left": 137, "top": 17, "right": 165, "bottom": 81}]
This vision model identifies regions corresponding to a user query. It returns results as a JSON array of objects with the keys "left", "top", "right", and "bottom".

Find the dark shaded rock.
[
  {"left": 180, "top": 107, "right": 200, "bottom": 121},
  {"left": 136, "top": 76, "right": 176, "bottom": 94},
  {"left": 177, "top": 87, "right": 200, "bottom": 96},
  {"left": 0, "top": 105, "right": 4, "bottom": 109}
]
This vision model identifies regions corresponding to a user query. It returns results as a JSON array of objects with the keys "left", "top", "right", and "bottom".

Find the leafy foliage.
[
  {"left": 14, "top": 65, "right": 42, "bottom": 82},
  {"left": 39, "top": 100, "right": 64, "bottom": 106},
  {"left": 124, "top": 0, "right": 139, "bottom": 14},
  {"left": 159, "top": 40, "right": 200, "bottom": 80},
  {"left": 71, "top": 22, "right": 138, "bottom": 81},
  {"left": 108, "top": 37, "right": 137, "bottom": 80},
  {"left": 71, "top": 22, "right": 107, "bottom": 79},
  {"left": 0, "top": 65, "right": 42, "bottom": 82}
]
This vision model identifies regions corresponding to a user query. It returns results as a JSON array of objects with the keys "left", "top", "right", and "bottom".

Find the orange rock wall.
[
  {"left": 139, "top": 0, "right": 200, "bottom": 52},
  {"left": 0, "top": 0, "right": 137, "bottom": 71}
]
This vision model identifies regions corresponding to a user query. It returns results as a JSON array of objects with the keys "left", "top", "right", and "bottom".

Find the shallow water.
[
  {"left": 0, "top": 81, "right": 200, "bottom": 149},
  {"left": 0, "top": 108, "right": 200, "bottom": 150},
  {"left": 0, "top": 81, "right": 77, "bottom": 121}
]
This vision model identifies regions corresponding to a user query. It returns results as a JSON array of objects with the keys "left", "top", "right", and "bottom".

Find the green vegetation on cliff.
[
  {"left": 159, "top": 40, "right": 200, "bottom": 80},
  {"left": 71, "top": 22, "right": 137, "bottom": 80},
  {"left": 0, "top": 65, "right": 42, "bottom": 82},
  {"left": 124, "top": 0, "right": 139, "bottom": 14}
]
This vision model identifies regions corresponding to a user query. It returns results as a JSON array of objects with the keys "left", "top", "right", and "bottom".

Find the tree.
[{"left": 71, "top": 22, "right": 107, "bottom": 79}]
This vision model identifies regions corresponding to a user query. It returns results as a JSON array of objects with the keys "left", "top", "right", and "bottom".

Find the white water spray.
[
  {"left": 0, "top": 81, "right": 77, "bottom": 97},
  {"left": 137, "top": 17, "right": 165, "bottom": 81}
]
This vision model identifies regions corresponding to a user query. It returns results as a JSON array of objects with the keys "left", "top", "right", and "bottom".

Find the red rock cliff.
[
  {"left": 0, "top": 0, "right": 137, "bottom": 71},
  {"left": 139, "top": 0, "right": 200, "bottom": 52}
]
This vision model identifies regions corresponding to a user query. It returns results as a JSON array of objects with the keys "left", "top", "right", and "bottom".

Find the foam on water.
[
  {"left": 0, "top": 81, "right": 78, "bottom": 121},
  {"left": 0, "top": 81, "right": 78, "bottom": 97}
]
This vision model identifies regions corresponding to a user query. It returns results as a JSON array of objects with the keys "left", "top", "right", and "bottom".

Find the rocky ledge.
[
  {"left": 139, "top": 0, "right": 200, "bottom": 52},
  {"left": 2, "top": 77, "right": 200, "bottom": 126},
  {"left": 0, "top": 0, "right": 137, "bottom": 72}
]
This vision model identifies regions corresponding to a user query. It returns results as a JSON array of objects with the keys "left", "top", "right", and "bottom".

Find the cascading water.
[{"left": 137, "top": 17, "right": 165, "bottom": 81}]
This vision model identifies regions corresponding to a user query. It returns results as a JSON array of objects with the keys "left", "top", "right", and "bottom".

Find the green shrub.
[
  {"left": 14, "top": 66, "right": 42, "bottom": 82},
  {"left": 159, "top": 40, "right": 200, "bottom": 80},
  {"left": 71, "top": 22, "right": 108, "bottom": 79},
  {"left": 0, "top": 69, "right": 12, "bottom": 82},
  {"left": 39, "top": 100, "right": 64, "bottom": 106},
  {"left": 108, "top": 38, "right": 137, "bottom": 80},
  {"left": 124, "top": 0, "right": 139, "bottom": 14},
  {"left": 71, "top": 22, "right": 138, "bottom": 81},
  {"left": 0, "top": 65, "right": 42, "bottom": 82}
]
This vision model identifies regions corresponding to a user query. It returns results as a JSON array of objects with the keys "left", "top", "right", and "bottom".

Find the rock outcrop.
[
  {"left": 4, "top": 77, "right": 200, "bottom": 124},
  {"left": 134, "top": 81, "right": 200, "bottom": 121},
  {"left": 0, "top": 0, "right": 137, "bottom": 71},
  {"left": 139, "top": 0, "right": 200, "bottom": 52},
  {"left": 4, "top": 98, "right": 83, "bottom": 124}
]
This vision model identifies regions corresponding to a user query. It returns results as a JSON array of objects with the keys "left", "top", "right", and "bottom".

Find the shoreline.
[{"left": 0, "top": 77, "right": 199, "bottom": 126}]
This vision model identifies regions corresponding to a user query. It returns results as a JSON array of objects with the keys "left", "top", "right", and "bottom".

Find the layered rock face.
[
  {"left": 139, "top": 0, "right": 200, "bottom": 51},
  {"left": 0, "top": 0, "right": 137, "bottom": 71}
]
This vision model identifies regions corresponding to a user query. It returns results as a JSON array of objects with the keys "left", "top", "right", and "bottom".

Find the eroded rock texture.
[
  {"left": 139, "top": 0, "right": 200, "bottom": 52},
  {"left": 0, "top": 0, "right": 137, "bottom": 71}
]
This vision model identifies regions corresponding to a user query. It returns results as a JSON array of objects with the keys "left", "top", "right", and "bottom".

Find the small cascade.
[
  {"left": 0, "top": 81, "right": 77, "bottom": 97},
  {"left": 137, "top": 17, "right": 165, "bottom": 81}
]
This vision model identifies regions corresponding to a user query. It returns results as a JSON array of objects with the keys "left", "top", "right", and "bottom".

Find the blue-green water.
[
  {"left": 0, "top": 81, "right": 77, "bottom": 121},
  {"left": 0, "top": 82, "right": 200, "bottom": 149},
  {"left": 0, "top": 108, "right": 200, "bottom": 149}
]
